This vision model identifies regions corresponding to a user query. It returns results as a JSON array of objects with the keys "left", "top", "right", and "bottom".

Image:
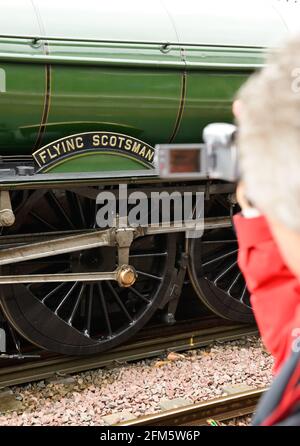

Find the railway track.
[
  {"left": 117, "top": 388, "right": 266, "bottom": 426},
  {"left": 0, "top": 319, "right": 258, "bottom": 388}
]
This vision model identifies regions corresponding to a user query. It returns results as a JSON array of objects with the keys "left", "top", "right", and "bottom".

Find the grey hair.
[{"left": 237, "top": 35, "right": 300, "bottom": 231}]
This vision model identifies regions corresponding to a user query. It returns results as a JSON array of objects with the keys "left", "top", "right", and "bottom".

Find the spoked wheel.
[
  {"left": 0, "top": 189, "right": 176, "bottom": 355},
  {"left": 188, "top": 197, "right": 254, "bottom": 324}
]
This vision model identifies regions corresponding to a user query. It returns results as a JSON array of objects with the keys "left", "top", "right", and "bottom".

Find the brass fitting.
[{"left": 116, "top": 265, "right": 137, "bottom": 287}]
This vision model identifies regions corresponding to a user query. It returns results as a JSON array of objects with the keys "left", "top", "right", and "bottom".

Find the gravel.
[
  {"left": 222, "top": 415, "right": 252, "bottom": 426},
  {"left": 0, "top": 336, "right": 273, "bottom": 426}
]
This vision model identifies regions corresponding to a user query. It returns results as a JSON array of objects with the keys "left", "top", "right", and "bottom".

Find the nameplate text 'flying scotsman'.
[{"left": 32, "top": 132, "right": 155, "bottom": 171}]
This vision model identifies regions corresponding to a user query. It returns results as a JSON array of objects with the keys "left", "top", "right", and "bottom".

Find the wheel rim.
[
  {"left": 0, "top": 189, "right": 176, "bottom": 355},
  {"left": 188, "top": 216, "right": 253, "bottom": 324}
]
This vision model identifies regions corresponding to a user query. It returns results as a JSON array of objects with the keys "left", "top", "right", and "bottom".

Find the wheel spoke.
[
  {"left": 54, "top": 282, "right": 78, "bottom": 315},
  {"left": 135, "top": 270, "right": 163, "bottom": 281},
  {"left": 202, "top": 249, "right": 238, "bottom": 267},
  {"left": 13, "top": 190, "right": 48, "bottom": 231},
  {"left": 46, "top": 191, "right": 76, "bottom": 229},
  {"left": 107, "top": 281, "right": 133, "bottom": 322},
  {"left": 129, "top": 252, "right": 167, "bottom": 258},
  {"left": 29, "top": 211, "right": 58, "bottom": 230},
  {"left": 84, "top": 284, "right": 94, "bottom": 336},
  {"left": 41, "top": 282, "right": 66, "bottom": 304},
  {"left": 129, "top": 286, "right": 150, "bottom": 303},
  {"left": 92, "top": 199, "right": 97, "bottom": 229},
  {"left": 87, "top": 196, "right": 97, "bottom": 229},
  {"left": 66, "top": 191, "right": 87, "bottom": 228},
  {"left": 67, "top": 283, "right": 86, "bottom": 325},
  {"left": 13, "top": 190, "right": 30, "bottom": 214},
  {"left": 227, "top": 271, "right": 242, "bottom": 294},
  {"left": 97, "top": 283, "right": 112, "bottom": 337},
  {"left": 213, "top": 260, "right": 238, "bottom": 285},
  {"left": 240, "top": 284, "right": 248, "bottom": 303}
]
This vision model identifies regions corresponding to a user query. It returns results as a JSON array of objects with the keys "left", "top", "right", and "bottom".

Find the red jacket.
[
  {"left": 234, "top": 214, "right": 300, "bottom": 373},
  {"left": 234, "top": 214, "right": 300, "bottom": 425}
]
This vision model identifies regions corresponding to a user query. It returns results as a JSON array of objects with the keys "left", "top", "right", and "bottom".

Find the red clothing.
[
  {"left": 234, "top": 214, "right": 300, "bottom": 425},
  {"left": 233, "top": 214, "right": 300, "bottom": 374}
]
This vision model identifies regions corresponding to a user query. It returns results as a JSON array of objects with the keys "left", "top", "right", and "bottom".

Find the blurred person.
[{"left": 232, "top": 36, "right": 300, "bottom": 425}]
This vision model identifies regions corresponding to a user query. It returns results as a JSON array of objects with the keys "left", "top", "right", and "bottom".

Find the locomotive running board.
[{"left": 0, "top": 217, "right": 231, "bottom": 268}]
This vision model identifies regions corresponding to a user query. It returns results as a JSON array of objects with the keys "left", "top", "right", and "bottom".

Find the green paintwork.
[
  {"left": 0, "top": 0, "right": 294, "bottom": 175},
  {"left": 45, "top": 153, "right": 146, "bottom": 173},
  {"left": 177, "top": 72, "right": 248, "bottom": 143},
  {"left": 44, "top": 66, "right": 182, "bottom": 148},
  {"left": 0, "top": 62, "right": 45, "bottom": 152}
]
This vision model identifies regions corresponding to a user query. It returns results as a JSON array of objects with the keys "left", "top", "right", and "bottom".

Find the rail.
[
  {"left": 118, "top": 388, "right": 266, "bottom": 426},
  {"left": 0, "top": 322, "right": 257, "bottom": 388}
]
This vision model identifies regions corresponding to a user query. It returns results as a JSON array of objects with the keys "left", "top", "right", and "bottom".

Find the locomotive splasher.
[{"left": 0, "top": 0, "right": 297, "bottom": 355}]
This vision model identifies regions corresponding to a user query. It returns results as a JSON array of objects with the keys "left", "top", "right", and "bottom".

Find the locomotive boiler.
[{"left": 0, "top": 0, "right": 296, "bottom": 355}]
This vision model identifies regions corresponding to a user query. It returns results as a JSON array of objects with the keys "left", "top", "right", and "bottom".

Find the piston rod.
[{"left": 0, "top": 264, "right": 137, "bottom": 287}]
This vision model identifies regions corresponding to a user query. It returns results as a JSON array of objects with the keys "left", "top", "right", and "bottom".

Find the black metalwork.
[
  {"left": 188, "top": 197, "right": 253, "bottom": 324},
  {"left": 188, "top": 225, "right": 253, "bottom": 323},
  {"left": 0, "top": 189, "right": 176, "bottom": 355}
]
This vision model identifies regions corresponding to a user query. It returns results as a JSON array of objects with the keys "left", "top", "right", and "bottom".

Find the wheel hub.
[{"left": 117, "top": 265, "right": 137, "bottom": 287}]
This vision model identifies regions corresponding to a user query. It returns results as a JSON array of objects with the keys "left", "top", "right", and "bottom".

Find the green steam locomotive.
[{"left": 0, "top": 0, "right": 296, "bottom": 355}]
